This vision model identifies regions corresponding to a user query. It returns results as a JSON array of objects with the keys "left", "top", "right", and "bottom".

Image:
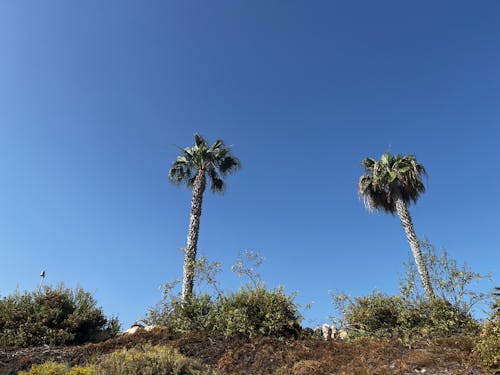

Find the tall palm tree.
[
  {"left": 169, "top": 133, "right": 241, "bottom": 302},
  {"left": 358, "top": 153, "right": 435, "bottom": 299}
]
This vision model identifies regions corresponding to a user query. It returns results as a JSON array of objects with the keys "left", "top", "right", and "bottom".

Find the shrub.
[
  {"left": 147, "top": 293, "right": 218, "bottom": 336},
  {"left": 333, "top": 292, "right": 403, "bottom": 338},
  {"left": 474, "top": 287, "right": 500, "bottom": 372},
  {"left": 216, "top": 284, "right": 302, "bottom": 338},
  {"left": 19, "top": 361, "right": 68, "bottom": 375},
  {"left": 0, "top": 285, "right": 119, "bottom": 348},
  {"left": 331, "top": 241, "right": 486, "bottom": 342},
  {"left": 332, "top": 292, "right": 479, "bottom": 341},
  {"left": 147, "top": 284, "right": 302, "bottom": 338},
  {"left": 90, "top": 344, "right": 210, "bottom": 375},
  {"left": 398, "top": 298, "right": 479, "bottom": 339},
  {"left": 66, "top": 368, "right": 94, "bottom": 375}
]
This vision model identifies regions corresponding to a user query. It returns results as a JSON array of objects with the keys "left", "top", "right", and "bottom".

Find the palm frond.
[
  {"left": 169, "top": 133, "right": 240, "bottom": 192},
  {"left": 208, "top": 168, "right": 225, "bottom": 193},
  {"left": 358, "top": 152, "right": 427, "bottom": 212}
]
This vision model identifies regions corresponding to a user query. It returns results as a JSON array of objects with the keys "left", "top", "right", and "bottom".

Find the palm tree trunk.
[
  {"left": 394, "top": 194, "right": 435, "bottom": 299},
  {"left": 181, "top": 170, "right": 206, "bottom": 303}
]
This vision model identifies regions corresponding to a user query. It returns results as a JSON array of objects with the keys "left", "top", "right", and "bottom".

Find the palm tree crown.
[
  {"left": 169, "top": 133, "right": 241, "bottom": 192},
  {"left": 358, "top": 153, "right": 427, "bottom": 213}
]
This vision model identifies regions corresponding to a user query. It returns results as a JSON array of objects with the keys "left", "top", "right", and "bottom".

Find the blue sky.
[{"left": 0, "top": 1, "right": 498, "bottom": 328}]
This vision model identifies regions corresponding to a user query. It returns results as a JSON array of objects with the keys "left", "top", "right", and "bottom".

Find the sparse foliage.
[
  {"left": 231, "top": 250, "right": 265, "bottom": 287},
  {"left": 400, "top": 239, "right": 491, "bottom": 315}
]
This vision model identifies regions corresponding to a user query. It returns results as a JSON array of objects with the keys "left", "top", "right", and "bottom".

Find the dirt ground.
[{"left": 0, "top": 329, "right": 492, "bottom": 375}]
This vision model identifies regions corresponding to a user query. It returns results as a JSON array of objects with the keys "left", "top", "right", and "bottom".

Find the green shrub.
[
  {"left": 336, "top": 292, "right": 403, "bottom": 338},
  {"left": 332, "top": 291, "right": 479, "bottom": 341},
  {"left": 474, "top": 287, "right": 500, "bottom": 372},
  {"left": 216, "top": 284, "right": 302, "bottom": 338},
  {"left": 398, "top": 297, "right": 479, "bottom": 339},
  {"left": 147, "top": 284, "right": 302, "bottom": 338},
  {"left": 90, "top": 344, "right": 209, "bottom": 375},
  {"left": 0, "top": 285, "right": 119, "bottom": 348},
  {"left": 147, "top": 293, "right": 218, "bottom": 336},
  {"left": 331, "top": 241, "right": 486, "bottom": 342}
]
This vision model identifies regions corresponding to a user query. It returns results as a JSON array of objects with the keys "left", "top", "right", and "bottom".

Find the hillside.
[{"left": 1, "top": 329, "right": 492, "bottom": 375}]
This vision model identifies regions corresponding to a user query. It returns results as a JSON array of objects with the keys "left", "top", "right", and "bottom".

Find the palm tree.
[
  {"left": 169, "top": 133, "right": 241, "bottom": 302},
  {"left": 358, "top": 153, "right": 435, "bottom": 299}
]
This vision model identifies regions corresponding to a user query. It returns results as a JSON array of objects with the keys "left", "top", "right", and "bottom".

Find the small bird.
[{"left": 39, "top": 271, "right": 46, "bottom": 288}]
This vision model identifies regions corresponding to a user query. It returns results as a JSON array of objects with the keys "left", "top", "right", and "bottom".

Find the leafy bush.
[
  {"left": 90, "top": 344, "right": 210, "bottom": 375},
  {"left": 0, "top": 285, "right": 119, "bottom": 348},
  {"left": 216, "top": 284, "right": 302, "bottom": 338},
  {"left": 332, "top": 291, "right": 479, "bottom": 342},
  {"left": 147, "top": 284, "right": 302, "bottom": 338},
  {"left": 334, "top": 292, "right": 403, "bottom": 338},
  {"left": 147, "top": 292, "right": 218, "bottom": 336},
  {"left": 474, "top": 287, "right": 500, "bottom": 372},
  {"left": 398, "top": 298, "right": 479, "bottom": 339},
  {"left": 331, "top": 242, "right": 487, "bottom": 342}
]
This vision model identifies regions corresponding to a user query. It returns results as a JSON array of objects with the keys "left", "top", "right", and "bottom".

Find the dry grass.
[{"left": 1, "top": 330, "right": 492, "bottom": 375}]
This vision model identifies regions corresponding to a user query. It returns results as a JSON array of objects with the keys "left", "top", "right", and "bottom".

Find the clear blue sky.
[{"left": 0, "top": 1, "right": 498, "bottom": 329}]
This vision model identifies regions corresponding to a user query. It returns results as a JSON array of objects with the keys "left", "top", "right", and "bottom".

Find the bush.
[
  {"left": 398, "top": 298, "right": 479, "bottom": 339},
  {"left": 19, "top": 345, "right": 210, "bottom": 375},
  {"left": 0, "top": 285, "right": 119, "bottom": 348},
  {"left": 147, "top": 284, "right": 302, "bottom": 338},
  {"left": 332, "top": 291, "right": 479, "bottom": 342},
  {"left": 474, "top": 287, "right": 500, "bottom": 372},
  {"left": 19, "top": 361, "right": 68, "bottom": 375},
  {"left": 335, "top": 292, "right": 403, "bottom": 338},
  {"left": 216, "top": 284, "right": 302, "bottom": 338},
  {"left": 147, "top": 293, "right": 218, "bottom": 336},
  {"left": 331, "top": 241, "right": 486, "bottom": 342},
  {"left": 90, "top": 344, "right": 210, "bottom": 375}
]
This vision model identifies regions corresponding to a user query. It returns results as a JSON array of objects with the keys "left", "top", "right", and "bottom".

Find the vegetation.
[
  {"left": 19, "top": 362, "right": 92, "bottom": 375},
  {"left": 169, "top": 133, "right": 241, "bottom": 302},
  {"left": 358, "top": 153, "right": 434, "bottom": 299},
  {"left": 331, "top": 242, "right": 486, "bottom": 344},
  {"left": 474, "top": 286, "right": 500, "bottom": 372},
  {"left": 147, "top": 283, "right": 301, "bottom": 339},
  {"left": 2, "top": 143, "right": 496, "bottom": 374},
  {"left": 90, "top": 344, "right": 211, "bottom": 375},
  {"left": 19, "top": 345, "right": 212, "bottom": 375},
  {"left": 13, "top": 334, "right": 485, "bottom": 375},
  {"left": 0, "top": 285, "right": 119, "bottom": 348},
  {"left": 216, "top": 284, "right": 301, "bottom": 338}
]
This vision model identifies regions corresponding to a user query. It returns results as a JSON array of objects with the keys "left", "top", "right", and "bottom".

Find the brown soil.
[{"left": 0, "top": 330, "right": 492, "bottom": 375}]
